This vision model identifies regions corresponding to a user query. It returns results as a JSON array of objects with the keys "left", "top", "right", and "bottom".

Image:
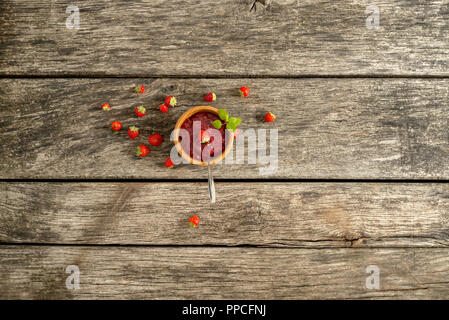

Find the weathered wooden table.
[{"left": 0, "top": 0, "right": 448, "bottom": 299}]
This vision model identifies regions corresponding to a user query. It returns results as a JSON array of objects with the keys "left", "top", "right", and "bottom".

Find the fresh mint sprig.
[{"left": 212, "top": 109, "right": 241, "bottom": 133}]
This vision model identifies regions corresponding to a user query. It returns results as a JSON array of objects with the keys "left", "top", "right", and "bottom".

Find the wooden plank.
[
  {"left": 0, "top": 245, "right": 448, "bottom": 299},
  {"left": 0, "top": 78, "right": 448, "bottom": 179},
  {"left": 0, "top": 0, "right": 447, "bottom": 76},
  {"left": 1, "top": 182, "right": 448, "bottom": 247}
]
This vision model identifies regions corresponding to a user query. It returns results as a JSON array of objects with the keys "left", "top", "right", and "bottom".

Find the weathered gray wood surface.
[
  {"left": 0, "top": 0, "right": 447, "bottom": 76},
  {"left": 1, "top": 182, "right": 448, "bottom": 247},
  {"left": 1, "top": 0, "right": 448, "bottom": 301},
  {"left": 1, "top": 246, "right": 448, "bottom": 299},
  {"left": 1, "top": 78, "right": 448, "bottom": 179}
]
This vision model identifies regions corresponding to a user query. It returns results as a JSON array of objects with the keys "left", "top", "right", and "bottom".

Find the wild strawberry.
[
  {"left": 233, "top": 128, "right": 240, "bottom": 139},
  {"left": 135, "top": 85, "right": 145, "bottom": 94},
  {"left": 136, "top": 144, "right": 150, "bottom": 157},
  {"left": 165, "top": 157, "right": 174, "bottom": 168},
  {"left": 264, "top": 112, "right": 276, "bottom": 122},
  {"left": 204, "top": 92, "right": 216, "bottom": 102},
  {"left": 128, "top": 126, "right": 139, "bottom": 139},
  {"left": 111, "top": 121, "right": 122, "bottom": 131},
  {"left": 165, "top": 96, "right": 177, "bottom": 107},
  {"left": 189, "top": 214, "right": 199, "bottom": 227},
  {"left": 101, "top": 103, "right": 111, "bottom": 111},
  {"left": 148, "top": 133, "right": 163, "bottom": 146},
  {"left": 135, "top": 106, "right": 146, "bottom": 117},
  {"left": 239, "top": 86, "right": 250, "bottom": 98},
  {"left": 159, "top": 103, "right": 168, "bottom": 113},
  {"left": 200, "top": 130, "right": 210, "bottom": 143}
]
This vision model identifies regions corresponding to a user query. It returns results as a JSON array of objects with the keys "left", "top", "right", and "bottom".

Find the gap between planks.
[
  {"left": 0, "top": 242, "right": 447, "bottom": 250},
  {"left": 1, "top": 75, "right": 449, "bottom": 79},
  {"left": 1, "top": 179, "right": 448, "bottom": 183}
]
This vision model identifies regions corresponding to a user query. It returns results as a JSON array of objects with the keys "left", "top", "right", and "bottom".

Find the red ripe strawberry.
[
  {"left": 136, "top": 144, "right": 150, "bottom": 157},
  {"left": 101, "top": 103, "right": 111, "bottom": 111},
  {"left": 239, "top": 86, "right": 250, "bottom": 98},
  {"left": 128, "top": 126, "right": 139, "bottom": 139},
  {"left": 135, "top": 85, "right": 145, "bottom": 94},
  {"left": 165, "top": 96, "right": 177, "bottom": 107},
  {"left": 135, "top": 106, "right": 146, "bottom": 117},
  {"left": 264, "top": 112, "right": 276, "bottom": 122},
  {"left": 159, "top": 103, "right": 168, "bottom": 113},
  {"left": 165, "top": 157, "right": 174, "bottom": 168},
  {"left": 233, "top": 128, "right": 240, "bottom": 139},
  {"left": 111, "top": 121, "right": 122, "bottom": 131},
  {"left": 148, "top": 133, "right": 163, "bottom": 146},
  {"left": 189, "top": 214, "right": 199, "bottom": 228},
  {"left": 204, "top": 92, "right": 216, "bottom": 102},
  {"left": 200, "top": 130, "right": 210, "bottom": 143}
]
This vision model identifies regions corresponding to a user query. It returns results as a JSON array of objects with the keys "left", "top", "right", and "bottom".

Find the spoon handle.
[{"left": 207, "top": 164, "right": 216, "bottom": 203}]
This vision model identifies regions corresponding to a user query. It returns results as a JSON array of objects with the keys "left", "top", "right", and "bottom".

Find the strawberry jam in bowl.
[{"left": 174, "top": 106, "right": 233, "bottom": 166}]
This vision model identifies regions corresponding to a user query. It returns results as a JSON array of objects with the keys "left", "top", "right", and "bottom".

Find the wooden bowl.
[{"left": 174, "top": 106, "right": 234, "bottom": 166}]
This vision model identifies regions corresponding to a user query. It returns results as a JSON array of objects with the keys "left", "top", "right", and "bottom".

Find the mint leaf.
[
  {"left": 228, "top": 117, "right": 241, "bottom": 128},
  {"left": 218, "top": 109, "right": 229, "bottom": 122},
  {"left": 226, "top": 123, "right": 236, "bottom": 132},
  {"left": 212, "top": 120, "right": 222, "bottom": 129},
  {"left": 235, "top": 118, "right": 242, "bottom": 127}
]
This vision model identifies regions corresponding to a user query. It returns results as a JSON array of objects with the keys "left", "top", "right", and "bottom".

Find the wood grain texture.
[
  {"left": 1, "top": 182, "right": 448, "bottom": 247},
  {"left": 1, "top": 245, "right": 448, "bottom": 299},
  {"left": 0, "top": 0, "right": 447, "bottom": 76},
  {"left": 0, "top": 78, "right": 448, "bottom": 179}
]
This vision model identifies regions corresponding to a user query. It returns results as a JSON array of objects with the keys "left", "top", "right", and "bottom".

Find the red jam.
[{"left": 179, "top": 111, "right": 227, "bottom": 162}]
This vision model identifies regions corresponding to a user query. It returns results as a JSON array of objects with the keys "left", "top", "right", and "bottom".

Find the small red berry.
[
  {"left": 239, "top": 86, "right": 250, "bottom": 98},
  {"left": 200, "top": 130, "right": 210, "bottom": 143},
  {"left": 135, "top": 106, "right": 146, "bottom": 117},
  {"left": 165, "top": 96, "right": 177, "bottom": 107},
  {"left": 148, "top": 133, "right": 163, "bottom": 146},
  {"left": 204, "top": 92, "right": 216, "bottom": 102},
  {"left": 135, "top": 85, "right": 145, "bottom": 94},
  {"left": 165, "top": 157, "right": 174, "bottom": 168},
  {"left": 189, "top": 214, "right": 199, "bottom": 227},
  {"left": 159, "top": 104, "right": 168, "bottom": 113},
  {"left": 233, "top": 128, "right": 240, "bottom": 139},
  {"left": 136, "top": 144, "right": 150, "bottom": 157},
  {"left": 264, "top": 112, "right": 276, "bottom": 122},
  {"left": 101, "top": 103, "right": 111, "bottom": 111},
  {"left": 111, "top": 121, "right": 122, "bottom": 131},
  {"left": 128, "top": 126, "right": 139, "bottom": 139}
]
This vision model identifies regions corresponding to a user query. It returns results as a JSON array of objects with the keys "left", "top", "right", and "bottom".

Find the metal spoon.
[{"left": 207, "top": 163, "right": 216, "bottom": 203}]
